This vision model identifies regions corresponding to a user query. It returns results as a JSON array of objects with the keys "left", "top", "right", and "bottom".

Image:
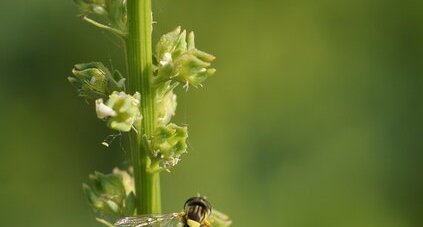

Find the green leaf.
[{"left": 123, "top": 192, "right": 137, "bottom": 216}]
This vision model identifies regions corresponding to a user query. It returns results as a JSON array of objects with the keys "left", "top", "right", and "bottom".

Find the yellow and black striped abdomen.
[{"left": 183, "top": 197, "right": 212, "bottom": 227}]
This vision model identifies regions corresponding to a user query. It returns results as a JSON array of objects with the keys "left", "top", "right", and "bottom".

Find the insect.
[{"left": 114, "top": 196, "right": 212, "bottom": 227}]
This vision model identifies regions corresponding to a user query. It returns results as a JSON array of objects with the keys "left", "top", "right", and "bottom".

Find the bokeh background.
[{"left": 1, "top": 0, "right": 423, "bottom": 226}]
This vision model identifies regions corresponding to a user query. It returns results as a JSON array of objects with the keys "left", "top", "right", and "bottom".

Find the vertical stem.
[{"left": 126, "top": 0, "right": 161, "bottom": 214}]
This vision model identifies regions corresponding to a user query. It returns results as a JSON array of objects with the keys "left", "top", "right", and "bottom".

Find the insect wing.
[
  {"left": 114, "top": 213, "right": 183, "bottom": 227},
  {"left": 207, "top": 209, "right": 232, "bottom": 227}
]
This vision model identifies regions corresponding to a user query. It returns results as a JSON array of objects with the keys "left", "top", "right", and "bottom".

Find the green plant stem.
[{"left": 126, "top": 0, "right": 161, "bottom": 214}]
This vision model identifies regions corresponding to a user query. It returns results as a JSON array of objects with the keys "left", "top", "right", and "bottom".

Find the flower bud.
[
  {"left": 69, "top": 62, "right": 108, "bottom": 100},
  {"left": 89, "top": 171, "right": 126, "bottom": 198},
  {"left": 68, "top": 62, "right": 125, "bottom": 101},
  {"left": 112, "top": 167, "right": 135, "bottom": 196},
  {"left": 105, "top": 0, "right": 127, "bottom": 34},
  {"left": 156, "top": 26, "right": 186, "bottom": 61},
  {"left": 155, "top": 27, "right": 216, "bottom": 88},
  {"left": 187, "top": 31, "right": 195, "bottom": 50},
  {"left": 155, "top": 81, "right": 178, "bottom": 126},
  {"left": 151, "top": 123, "right": 188, "bottom": 170},
  {"left": 74, "top": 0, "right": 127, "bottom": 36},
  {"left": 84, "top": 172, "right": 125, "bottom": 216},
  {"left": 74, "top": 0, "right": 107, "bottom": 15},
  {"left": 95, "top": 91, "right": 142, "bottom": 132},
  {"left": 83, "top": 169, "right": 136, "bottom": 221},
  {"left": 173, "top": 50, "right": 216, "bottom": 87}
]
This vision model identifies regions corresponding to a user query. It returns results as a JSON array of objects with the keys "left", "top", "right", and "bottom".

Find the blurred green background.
[{"left": 1, "top": 0, "right": 423, "bottom": 226}]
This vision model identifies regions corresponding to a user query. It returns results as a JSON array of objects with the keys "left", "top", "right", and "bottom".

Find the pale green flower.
[
  {"left": 155, "top": 27, "right": 216, "bottom": 88},
  {"left": 151, "top": 123, "right": 188, "bottom": 171},
  {"left": 95, "top": 91, "right": 142, "bottom": 132}
]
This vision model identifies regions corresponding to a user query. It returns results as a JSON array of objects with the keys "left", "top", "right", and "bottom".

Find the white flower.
[
  {"left": 97, "top": 91, "right": 142, "bottom": 132},
  {"left": 159, "top": 52, "right": 172, "bottom": 66},
  {"left": 95, "top": 99, "right": 116, "bottom": 119}
]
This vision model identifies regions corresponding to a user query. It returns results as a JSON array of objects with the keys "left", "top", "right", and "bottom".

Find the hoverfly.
[{"left": 115, "top": 196, "right": 212, "bottom": 227}]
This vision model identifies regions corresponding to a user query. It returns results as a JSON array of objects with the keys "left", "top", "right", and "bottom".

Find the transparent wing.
[
  {"left": 207, "top": 209, "right": 232, "bottom": 227},
  {"left": 114, "top": 213, "right": 184, "bottom": 227}
]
